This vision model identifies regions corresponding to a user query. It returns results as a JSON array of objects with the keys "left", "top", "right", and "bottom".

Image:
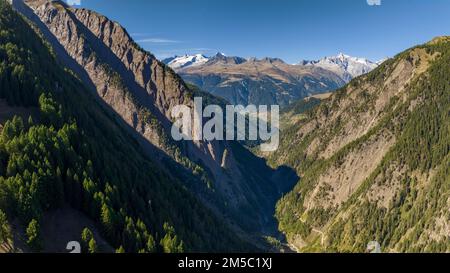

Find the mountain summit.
[
  {"left": 162, "top": 52, "right": 247, "bottom": 70},
  {"left": 162, "top": 54, "right": 209, "bottom": 70},
  {"left": 298, "top": 53, "right": 380, "bottom": 82}
]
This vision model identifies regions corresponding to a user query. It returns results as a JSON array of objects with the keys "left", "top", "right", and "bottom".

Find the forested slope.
[
  {"left": 268, "top": 37, "right": 450, "bottom": 252},
  {"left": 14, "top": 0, "right": 296, "bottom": 238},
  {"left": 0, "top": 1, "right": 250, "bottom": 253}
]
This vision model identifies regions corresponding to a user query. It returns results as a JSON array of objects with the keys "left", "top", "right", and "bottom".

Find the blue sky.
[{"left": 71, "top": 0, "right": 450, "bottom": 63}]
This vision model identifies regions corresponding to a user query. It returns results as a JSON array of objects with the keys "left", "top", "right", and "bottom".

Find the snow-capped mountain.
[
  {"left": 298, "top": 53, "right": 379, "bottom": 82},
  {"left": 162, "top": 54, "right": 209, "bottom": 70},
  {"left": 162, "top": 51, "right": 381, "bottom": 106},
  {"left": 163, "top": 52, "right": 248, "bottom": 70}
]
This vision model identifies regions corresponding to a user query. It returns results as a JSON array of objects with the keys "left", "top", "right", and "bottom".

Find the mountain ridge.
[
  {"left": 265, "top": 37, "right": 450, "bottom": 252},
  {"left": 298, "top": 53, "right": 381, "bottom": 82},
  {"left": 165, "top": 52, "right": 379, "bottom": 106},
  {"left": 0, "top": 0, "right": 253, "bottom": 253}
]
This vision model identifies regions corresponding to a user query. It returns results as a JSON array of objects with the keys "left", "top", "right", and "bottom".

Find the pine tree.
[
  {"left": 88, "top": 238, "right": 97, "bottom": 253},
  {"left": 146, "top": 234, "right": 157, "bottom": 253},
  {"left": 26, "top": 219, "right": 42, "bottom": 251},
  {"left": 0, "top": 210, "right": 11, "bottom": 247},
  {"left": 116, "top": 245, "right": 125, "bottom": 253},
  {"left": 160, "top": 223, "right": 184, "bottom": 253}
]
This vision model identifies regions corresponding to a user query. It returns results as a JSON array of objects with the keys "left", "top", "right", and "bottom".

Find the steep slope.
[
  {"left": 12, "top": 0, "right": 295, "bottom": 239},
  {"left": 179, "top": 55, "right": 345, "bottom": 106},
  {"left": 266, "top": 37, "right": 450, "bottom": 252},
  {"left": 0, "top": 0, "right": 250, "bottom": 252}
]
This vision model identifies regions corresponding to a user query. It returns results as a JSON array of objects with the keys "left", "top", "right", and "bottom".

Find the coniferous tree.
[
  {"left": 26, "top": 219, "right": 42, "bottom": 252},
  {"left": 0, "top": 210, "right": 11, "bottom": 246}
]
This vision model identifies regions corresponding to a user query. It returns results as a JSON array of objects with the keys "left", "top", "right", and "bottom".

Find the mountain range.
[
  {"left": 163, "top": 52, "right": 383, "bottom": 106},
  {"left": 0, "top": 0, "right": 448, "bottom": 254},
  {"left": 299, "top": 53, "right": 384, "bottom": 83}
]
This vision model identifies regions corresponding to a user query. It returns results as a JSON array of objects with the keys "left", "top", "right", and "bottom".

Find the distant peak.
[
  {"left": 262, "top": 57, "right": 285, "bottom": 63},
  {"left": 297, "top": 53, "right": 379, "bottom": 82},
  {"left": 163, "top": 53, "right": 210, "bottom": 70},
  {"left": 215, "top": 52, "right": 227, "bottom": 57}
]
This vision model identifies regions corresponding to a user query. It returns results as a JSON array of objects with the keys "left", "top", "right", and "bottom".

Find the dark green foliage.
[
  {"left": 115, "top": 245, "right": 125, "bottom": 253},
  {"left": 0, "top": 209, "right": 10, "bottom": 245},
  {"left": 88, "top": 238, "right": 98, "bottom": 253},
  {"left": 26, "top": 219, "right": 42, "bottom": 251},
  {"left": 81, "top": 227, "right": 97, "bottom": 253},
  {"left": 0, "top": 1, "right": 248, "bottom": 253},
  {"left": 281, "top": 97, "right": 322, "bottom": 116},
  {"left": 160, "top": 222, "right": 184, "bottom": 253}
]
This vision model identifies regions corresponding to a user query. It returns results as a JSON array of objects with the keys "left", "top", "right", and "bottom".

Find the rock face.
[
  {"left": 177, "top": 55, "right": 345, "bottom": 107},
  {"left": 267, "top": 38, "right": 450, "bottom": 252},
  {"left": 15, "top": 0, "right": 297, "bottom": 236}
]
